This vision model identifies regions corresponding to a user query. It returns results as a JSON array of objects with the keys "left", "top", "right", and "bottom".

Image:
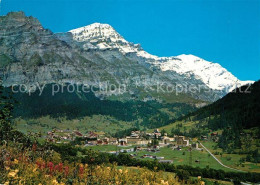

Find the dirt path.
[{"left": 198, "top": 142, "right": 245, "bottom": 172}]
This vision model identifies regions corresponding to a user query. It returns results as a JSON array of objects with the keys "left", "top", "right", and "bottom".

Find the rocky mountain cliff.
[{"left": 0, "top": 12, "right": 253, "bottom": 102}]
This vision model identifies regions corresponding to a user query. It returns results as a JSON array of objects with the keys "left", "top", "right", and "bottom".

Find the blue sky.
[{"left": 1, "top": 0, "right": 259, "bottom": 81}]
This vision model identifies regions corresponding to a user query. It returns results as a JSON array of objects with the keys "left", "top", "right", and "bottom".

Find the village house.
[
  {"left": 125, "top": 137, "right": 151, "bottom": 145},
  {"left": 158, "top": 160, "right": 173, "bottom": 164},
  {"left": 159, "top": 133, "right": 175, "bottom": 146},
  {"left": 86, "top": 131, "right": 98, "bottom": 140},
  {"left": 153, "top": 129, "right": 161, "bottom": 138},
  {"left": 130, "top": 131, "right": 141, "bottom": 138},
  {"left": 120, "top": 148, "right": 134, "bottom": 153},
  {"left": 210, "top": 132, "right": 219, "bottom": 142},
  {"left": 74, "top": 131, "right": 83, "bottom": 137},
  {"left": 191, "top": 143, "right": 199, "bottom": 149},
  {"left": 119, "top": 138, "right": 127, "bottom": 146},
  {"left": 86, "top": 140, "right": 97, "bottom": 145},
  {"left": 108, "top": 137, "right": 118, "bottom": 145},
  {"left": 174, "top": 135, "right": 190, "bottom": 147}
]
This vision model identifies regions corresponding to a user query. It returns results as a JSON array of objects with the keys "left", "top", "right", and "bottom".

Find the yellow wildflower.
[
  {"left": 13, "top": 159, "right": 19, "bottom": 164},
  {"left": 5, "top": 166, "right": 10, "bottom": 170},
  {"left": 7, "top": 171, "right": 17, "bottom": 178},
  {"left": 52, "top": 179, "right": 59, "bottom": 184},
  {"left": 118, "top": 169, "right": 123, "bottom": 173},
  {"left": 4, "top": 182, "right": 9, "bottom": 185},
  {"left": 161, "top": 180, "right": 165, "bottom": 184}
]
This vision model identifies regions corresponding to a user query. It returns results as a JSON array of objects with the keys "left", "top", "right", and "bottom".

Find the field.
[
  {"left": 13, "top": 115, "right": 135, "bottom": 135},
  {"left": 148, "top": 118, "right": 207, "bottom": 135},
  {"left": 85, "top": 145, "right": 238, "bottom": 172},
  {"left": 201, "top": 141, "right": 260, "bottom": 173}
]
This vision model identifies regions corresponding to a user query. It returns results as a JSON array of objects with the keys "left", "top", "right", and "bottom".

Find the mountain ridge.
[
  {"left": 67, "top": 22, "right": 253, "bottom": 92},
  {"left": 0, "top": 11, "right": 253, "bottom": 102}
]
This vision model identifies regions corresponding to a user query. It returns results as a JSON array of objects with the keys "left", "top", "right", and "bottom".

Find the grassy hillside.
[
  {"left": 8, "top": 84, "right": 198, "bottom": 135},
  {"left": 190, "top": 80, "right": 260, "bottom": 130},
  {"left": 155, "top": 81, "right": 260, "bottom": 171},
  {"left": 157, "top": 80, "right": 260, "bottom": 137}
]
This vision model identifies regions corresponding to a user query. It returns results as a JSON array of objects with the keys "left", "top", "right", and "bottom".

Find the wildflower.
[
  {"left": 36, "top": 161, "right": 42, "bottom": 168},
  {"left": 33, "top": 167, "right": 37, "bottom": 172},
  {"left": 5, "top": 166, "right": 10, "bottom": 170},
  {"left": 4, "top": 182, "right": 9, "bottom": 185},
  {"left": 13, "top": 159, "right": 19, "bottom": 164},
  {"left": 79, "top": 164, "right": 84, "bottom": 177},
  {"left": 54, "top": 164, "right": 59, "bottom": 171},
  {"left": 42, "top": 162, "right": 46, "bottom": 169},
  {"left": 64, "top": 166, "right": 69, "bottom": 176},
  {"left": 58, "top": 163, "right": 63, "bottom": 172},
  {"left": 198, "top": 176, "right": 201, "bottom": 180},
  {"left": 7, "top": 171, "right": 17, "bottom": 178},
  {"left": 52, "top": 179, "right": 59, "bottom": 184},
  {"left": 48, "top": 162, "right": 54, "bottom": 173},
  {"left": 118, "top": 169, "right": 123, "bottom": 173},
  {"left": 32, "top": 143, "right": 37, "bottom": 152}
]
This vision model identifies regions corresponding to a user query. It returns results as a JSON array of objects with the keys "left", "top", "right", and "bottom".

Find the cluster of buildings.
[{"left": 45, "top": 129, "right": 203, "bottom": 151}]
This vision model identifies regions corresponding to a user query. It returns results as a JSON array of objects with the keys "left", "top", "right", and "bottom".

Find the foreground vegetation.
[{"left": 0, "top": 145, "right": 181, "bottom": 184}]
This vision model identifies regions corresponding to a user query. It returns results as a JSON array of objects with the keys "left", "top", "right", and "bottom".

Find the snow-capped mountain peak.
[
  {"left": 69, "top": 23, "right": 122, "bottom": 42},
  {"left": 161, "top": 54, "right": 253, "bottom": 91},
  {"left": 69, "top": 22, "right": 253, "bottom": 92},
  {"left": 69, "top": 23, "right": 141, "bottom": 53}
]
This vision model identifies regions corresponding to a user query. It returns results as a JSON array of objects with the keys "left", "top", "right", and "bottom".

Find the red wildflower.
[
  {"left": 32, "top": 143, "right": 37, "bottom": 152},
  {"left": 79, "top": 166, "right": 84, "bottom": 177},
  {"left": 54, "top": 164, "right": 59, "bottom": 171},
  {"left": 58, "top": 163, "right": 63, "bottom": 172},
  {"left": 64, "top": 166, "right": 69, "bottom": 176},
  {"left": 36, "top": 161, "right": 41, "bottom": 168},
  {"left": 48, "top": 162, "right": 54, "bottom": 173},
  {"left": 41, "top": 162, "right": 46, "bottom": 170}
]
